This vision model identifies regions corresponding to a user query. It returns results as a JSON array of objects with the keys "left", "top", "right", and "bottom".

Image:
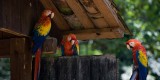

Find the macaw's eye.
[{"left": 129, "top": 42, "right": 135, "bottom": 47}]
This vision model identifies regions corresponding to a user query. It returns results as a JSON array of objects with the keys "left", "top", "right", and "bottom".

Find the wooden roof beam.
[
  {"left": 0, "top": 28, "right": 27, "bottom": 37},
  {"left": 66, "top": 0, "right": 94, "bottom": 29},
  {"left": 93, "top": 0, "right": 125, "bottom": 31},
  {"left": 40, "top": 0, "right": 70, "bottom": 30},
  {"left": 63, "top": 27, "right": 124, "bottom": 40}
]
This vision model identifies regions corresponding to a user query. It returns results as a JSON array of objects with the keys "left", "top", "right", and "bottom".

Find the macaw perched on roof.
[
  {"left": 61, "top": 33, "right": 79, "bottom": 56},
  {"left": 126, "top": 39, "right": 148, "bottom": 80},
  {"left": 32, "top": 10, "right": 54, "bottom": 80}
]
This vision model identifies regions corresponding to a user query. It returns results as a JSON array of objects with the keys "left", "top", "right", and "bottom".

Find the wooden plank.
[
  {"left": 23, "top": 38, "right": 32, "bottom": 80},
  {"left": 63, "top": 27, "right": 124, "bottom": 40},
  {"left": 117, "top": 13, "right": 132, "bottom": 35},
  {"left": 66, "top": 0, "right": 94, "bottom": 29},
  {"left": 40, "top": 0, "right": 70, "bottom": 30},
  {"left": 63, "top": 27, "right": 114, "bottom": 34},
  {"left": 42, "top": 37, "right": 57, "bottom": 54},
  {"left": 10, "top": 38, "right": 32, "bottom": 80},
  {"left": 93, "top": 0, "right": 119, "bottom": 27},
  {"left": 113, "top": 28, "right": 124, "bottom": 38},
  {"left": 0, "top": 31, "right": 2, "bottom": 38},
  {"left": 0, "top": 28, "right": 28, "bottom": 37},
  {"left": 0, "top": 39, "right": 10, "bottom": 58},
  {"left": 0, "top": 0, "right": 2, "bottom": 28},
  {"left": 40, "top": 55, "right": 118, "bottom": 80}
]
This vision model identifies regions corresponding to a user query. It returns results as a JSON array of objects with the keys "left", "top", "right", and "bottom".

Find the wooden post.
[
  {"left": 10, "top": 38, "right": 32, "bottom": 80},
  {"left": 40, "top": 55, "right": 118, "bottom": 80}
]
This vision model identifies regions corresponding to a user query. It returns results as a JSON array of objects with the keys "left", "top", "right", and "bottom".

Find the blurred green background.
[{"left": 0, "top": 0, "right": 160, "bottom": 80}]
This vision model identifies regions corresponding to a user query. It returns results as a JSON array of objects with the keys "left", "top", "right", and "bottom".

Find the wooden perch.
[
  {"left": 39, "top": 55, "right": 118, "bottom": 80},
  {"left": 42, "top": 37, "right": 57, "bottom": 54}
]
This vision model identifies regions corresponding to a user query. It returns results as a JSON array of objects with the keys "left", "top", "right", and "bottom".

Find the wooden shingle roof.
[
  {"left": 41, "top": 0, "right": 132, "bottom": 40},
  {"left": 0, "top": 0, "right": 131, "bottom": 40}
]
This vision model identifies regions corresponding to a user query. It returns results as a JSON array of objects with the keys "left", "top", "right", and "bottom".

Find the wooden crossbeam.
[
  {"left": 63, "top": 27, "right": 124, "bottom": 40},
  {"left": 0, "top": 28, "right": 27, "bottom": 37},
  {"left": 40, "top": 0, "right": 70, "bottom": 30},
  {"left": 66, "top": 0, "right": 94, "bottom": 29},
  {"left": 10, "top": 38, "right": 32, "bottom": 80}
]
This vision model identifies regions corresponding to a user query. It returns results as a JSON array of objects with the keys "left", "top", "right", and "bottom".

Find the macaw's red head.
[
  {"left": 42, "top": 9, "right": 54, "bottom": 19},
  {"left": 126, "top": 39, "right": 142, "bottom": 50},
  {"left": 66, "top": 33, "right": 78, "bottom": 45}
]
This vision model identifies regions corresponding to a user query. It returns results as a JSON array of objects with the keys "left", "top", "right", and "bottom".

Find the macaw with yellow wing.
[
  {"left": 126, "top": 39, "right": 148, "bottom": 80},
  {"left": 61, "top": 33, "right": 79, "bottom": 56},
  {"left": 32, "top": 10, "right": 54, "bottom": 80}
]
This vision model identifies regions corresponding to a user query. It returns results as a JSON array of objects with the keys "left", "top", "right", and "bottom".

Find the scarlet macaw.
[
  {"left": 61, "top": 33, "right": 79, "bottom": 56},
  {"left": 126, "top": 39, "right": 148, "bottom": 80},
  {"left": 32, "top": 10, "right": 54, "bottom": 80}
]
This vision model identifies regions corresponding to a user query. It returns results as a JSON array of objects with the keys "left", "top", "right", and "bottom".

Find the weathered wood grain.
[
  {"left": 42, "top": 37, "right": 57, "bottom": 54},
  {"left": 66, "top": 0, "right": 94, "bottom": 29},
  {"left": 10, "top": 38, "right": 32, "bottom": 80},
  {"left": 40, "top": 55, "right": 118, "bottom": 80},
  {"left": 63, "top": 27, "right": 124, "bottom": 40},
  {"left": 93, "top": 0, "right": 118, "bottom": 27},
  {"left": 0, "top": 39, "right": 10, "bottom": 58}
]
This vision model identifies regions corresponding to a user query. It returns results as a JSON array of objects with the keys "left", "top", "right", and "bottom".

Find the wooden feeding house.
[{"left": 0, "top": 0, "right": 132, "bottom": 80}]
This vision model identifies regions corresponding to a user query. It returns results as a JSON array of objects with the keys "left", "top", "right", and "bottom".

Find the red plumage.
[
  {"left": 61, "top": 33, "right": 79, "bottom": 56},
  {"left": 126, "top": 39, "right": 148, "bottom": 80}
]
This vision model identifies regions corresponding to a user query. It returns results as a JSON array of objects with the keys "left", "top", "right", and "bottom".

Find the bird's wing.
[
  {"left": 136, "top": 49, "right": 148, "bottom": 80},
  {"left": 72, "top": 43, "right": 79, "bottom": 56},
  {"left": 61, "top": 41, "right": 65, "bottom": 56},
  {"left": 32, "top": 19, "right": 50, "bottom": 54},
  {"left": 76, "top": 44, "right": 79, "bottom": 55}
]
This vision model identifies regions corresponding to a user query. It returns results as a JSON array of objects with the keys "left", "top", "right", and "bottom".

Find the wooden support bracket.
[{"left": 10, "top": 38, "right": 32, "bottom": 80}]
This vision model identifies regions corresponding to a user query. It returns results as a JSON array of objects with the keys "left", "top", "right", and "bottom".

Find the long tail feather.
[{"left": 34, "top": 48, "right": 41, "bottom": 80}]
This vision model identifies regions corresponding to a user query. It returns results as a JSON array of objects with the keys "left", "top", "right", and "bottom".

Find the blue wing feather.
[
  {"left": 136, "top": 51, "right": 148, "bottom": 80},
  {"left": 72, "top": 44, "right": 78, "bottom": 56},
  {"left": 32, "top": 29, "right": 46, "bottom": 54},
  {"left": 61, "top": 44, "right": 65, "bottom": 56}
]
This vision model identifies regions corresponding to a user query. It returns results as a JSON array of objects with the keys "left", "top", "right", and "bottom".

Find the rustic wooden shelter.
[{"left": 0, "top": 0, "right": 131, "bottom": 80}]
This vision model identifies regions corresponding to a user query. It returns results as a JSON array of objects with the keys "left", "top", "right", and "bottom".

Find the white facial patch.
[
  {"left": 67, "top": 36, "right": 71, "bottom": 41},
  {"left": 129, "top": 42, "right": 135, "bottom": 47},
  {"left": 45, "top": 10, "right": 52, "bottom": 16},
  {"left": 71, "top": 40, "right": 75, "bottom": 45}
]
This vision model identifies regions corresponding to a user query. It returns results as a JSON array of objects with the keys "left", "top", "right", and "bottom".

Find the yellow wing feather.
[
  {"left": 138, "top": 50, "right": 148, "bottom": 67},
  {"left": 76, "top": 44, "right": 79, "bottom": 55}
]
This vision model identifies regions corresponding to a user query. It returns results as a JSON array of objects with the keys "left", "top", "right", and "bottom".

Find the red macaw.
[
  {"left": 61, "top": 33, "right": 79, "bottom": 56},
  {"left": 126, "top": 39, "right": 148, "bottom": 80},
  {"left": 32, "top": 10, "right": 54, "bottom": 80}
]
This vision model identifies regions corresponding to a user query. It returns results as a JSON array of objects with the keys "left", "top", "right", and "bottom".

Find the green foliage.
[{"left": 0, "top": 58, "right": 10, "bottom": 80}]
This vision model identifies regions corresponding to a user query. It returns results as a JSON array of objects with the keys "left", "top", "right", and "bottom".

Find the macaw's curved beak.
[
  {"left": 51, "top": 12, "right": 54, "bottom": 19},
  {"left": 127, "top": 44, "right": 131, "bottom": 50}
]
